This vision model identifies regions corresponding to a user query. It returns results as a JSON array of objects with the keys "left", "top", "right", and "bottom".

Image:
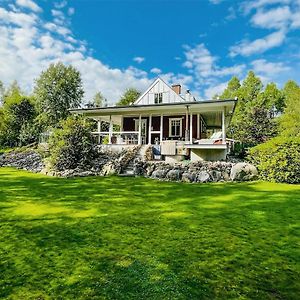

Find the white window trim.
[{"left": 169, "top": 117, "right": 182, "bottom": 137}]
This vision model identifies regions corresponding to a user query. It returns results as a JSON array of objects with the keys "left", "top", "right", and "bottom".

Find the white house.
[{"left": 70, "top": 77, "right": 237, "bottom": 161}]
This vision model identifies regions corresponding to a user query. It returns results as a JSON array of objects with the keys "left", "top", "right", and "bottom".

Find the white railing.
[{"left": 92, "top": 131, "right": 140, "bottom": 145}]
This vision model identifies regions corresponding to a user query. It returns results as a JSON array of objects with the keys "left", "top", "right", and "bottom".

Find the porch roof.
[{"left": 70, "top": 99, "right": 237, "bottom": 128}]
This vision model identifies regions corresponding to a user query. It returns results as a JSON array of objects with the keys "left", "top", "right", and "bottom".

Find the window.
[
  {"left": 154, "top": 93, "right": 163, "bottom": 104},
  {"left": 169, "top": 118, "right": 182, "bottom": 137}
]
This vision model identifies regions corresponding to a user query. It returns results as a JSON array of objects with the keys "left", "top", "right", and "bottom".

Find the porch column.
[
  {"left": 120, "top": 116, "right": 124, "bottom": 132},
  {"left": 222, "top": 107, "right": 226, "bottom": 144},
  {"left": 189, "top": 113, "right": 193, "bottom": 143},
  {"left": 108, "top": 115, "right": 113, "bottom": 144},
  {"left": 148, "top": 114, "right": 152, "bottom": 144},
  {"left": 138, "top": 114, "right": 142, "bottom": 145},
  {"left": 185, "top": 106, "right": 189, "bottom": 142},
  {"left": 97, "top": 120, "right": 101, "bottom": 144},
  {"left": 197, "top": 114, "right": 200, "bottom": 139},
  {"left": 160, "top": 114, "right": 163, "bottom": 143}
]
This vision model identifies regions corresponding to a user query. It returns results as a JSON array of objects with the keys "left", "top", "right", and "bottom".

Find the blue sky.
[{"left": 0, "top": 0, "right": 299, "bottom": 103}]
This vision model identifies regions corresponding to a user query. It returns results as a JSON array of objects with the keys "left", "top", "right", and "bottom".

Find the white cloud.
[
  {"left": 204, "top": 82, "right": 228, "bottom": 99},
  {"left": 229, "top": 29, "right": 286, "bottom": 57},
  {"left": 241, "top": 0, "right": 291, "bottom": 14},
  {"left": 0, "top": 7, "right": 37, "bottom": 27},
  {"left": 150, "top": 68, "right": 162, "bottom": 74},
  {"left": 251, "top": 6, "right": 291, "bottom": 29},
  {"left": 251, "top": 59, "right": 290, "bottom": 75},
  {"left": 233, "top": 0, "right": 300, "bottom": 58},
  {"left": 15, "top": 0, "right": 42, "bottom": 13},
  {"left": 133, "top": 56, "right": 145, "bottom": 64},
  {"left": 183, "top": 43, "right": 245, "bottom": 79},
  {"left": 54, "top": 1, "right": 68, "bottom": 9},
  {"left": 0, "top": 5, "right": 152, "bottom": 103},
  {"left": 44, "top": 22, "right": 71, "bottom": 37}
]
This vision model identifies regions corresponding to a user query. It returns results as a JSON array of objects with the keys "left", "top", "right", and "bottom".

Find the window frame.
[
  {"left": 154, "top": 92, "right": 163, "bottom": 104},
  {"left": 169, "top": 117, "right": 182, "bottom": 137}
]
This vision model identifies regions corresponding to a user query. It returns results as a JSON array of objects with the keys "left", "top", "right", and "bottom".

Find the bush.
[
  {"left": 49, "top": 116, "right": 97, "bottom": 171},
  {"left": 248, "top": 136, "right": 300, "bottom": 183}
]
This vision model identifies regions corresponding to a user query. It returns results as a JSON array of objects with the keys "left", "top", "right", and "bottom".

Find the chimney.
[{"left": 172, "top": 84, "right": 181, "bottom": 95}]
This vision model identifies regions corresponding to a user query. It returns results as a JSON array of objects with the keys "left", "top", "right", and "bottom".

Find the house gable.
[{"left": 134, "top": 77, "right": 186, "bottom": 106}]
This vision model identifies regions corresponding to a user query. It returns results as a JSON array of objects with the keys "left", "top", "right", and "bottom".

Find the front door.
[{"left": 135, "top": 119, "right": 147, "bottom": 144}]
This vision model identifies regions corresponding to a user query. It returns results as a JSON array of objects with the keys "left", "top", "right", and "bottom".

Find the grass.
[{"left": 0, "top": 167, "right": 299, "bottom": 300}]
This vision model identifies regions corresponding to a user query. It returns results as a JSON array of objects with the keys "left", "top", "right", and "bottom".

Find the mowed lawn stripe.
[{"left": 0, "top": 167, "right": 299, "bottom": 299}]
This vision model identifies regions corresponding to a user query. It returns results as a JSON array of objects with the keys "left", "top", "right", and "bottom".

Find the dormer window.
[{"left": 154, "top": 93, "right": 163, "bottom": 104}]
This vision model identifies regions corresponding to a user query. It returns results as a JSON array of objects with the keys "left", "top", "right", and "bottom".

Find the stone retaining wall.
[{"left": 0, "top": 148, "right": 258, "bottom": 182}]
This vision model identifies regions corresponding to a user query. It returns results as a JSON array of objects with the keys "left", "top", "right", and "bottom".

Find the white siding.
[{"left": 135, "top": 78, "right": 185, "bottom": 105}]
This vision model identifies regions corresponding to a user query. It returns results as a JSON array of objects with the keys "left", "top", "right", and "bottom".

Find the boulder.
[
  {"left": 151, "top": 169, "right": 167, "bottom": 179},
  {"left": 181, "top": 172, "right": 196, "bottom": 183},
  {"left": 209, "top": 170, "right": 222, "bottom": 182},
  {"left": 230, "top": 162, "right": 258, "bottom": 181},
  {"left": 100, "top": 162, "right": 117, "bottom": 176},
  {"left": 166, "top": 169, "right": 181, "bottom": 181},
  {"left": 196, "top": 171, "right": 210, "bottom": 183}
]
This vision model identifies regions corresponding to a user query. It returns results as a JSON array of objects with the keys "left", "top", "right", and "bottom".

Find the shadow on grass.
[{"left": 0, "top": 167, "right": 300, "bottom": 299}]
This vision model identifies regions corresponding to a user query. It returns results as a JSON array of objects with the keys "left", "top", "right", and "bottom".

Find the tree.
[
  {"left": 258, "top": 82, "right": 285, "bottom": 115},
  {"left": 227, "top": 72, "right": 264, "bottom": 142},
  {"left": 219, "top": 76, "right": 241, "bottom": 100},
  {"left": 48, "top": 116, "right": 97, "bottom": 171},
  {"left": 0, "top": 93, "right": 37, "bottom": 147},
  {"left": 93, "top": 91, "right": 106, "bottom": 107},
  {"left": 34, "top": 62, "right": 84, "bottom": 128},
  {"left": 0, "top": 80, "right": 4, "bottom": 105},
  {"left": 279, "top": 80, "right": 300, "bottom": 137},
  {"left": 86, "top": 91, "right": 107, "bottom": 108},
  {"left": 117, "top": 88, "right": 141, "bottom": 106}
]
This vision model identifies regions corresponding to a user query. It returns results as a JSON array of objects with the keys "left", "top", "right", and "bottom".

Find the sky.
[{"left": 0, "top": 0, "right": 299, "bottom": 104}]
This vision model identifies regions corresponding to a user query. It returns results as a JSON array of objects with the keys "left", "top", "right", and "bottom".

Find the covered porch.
[{"left": 70, "top": 99, "right": 236, "bottom": 161}]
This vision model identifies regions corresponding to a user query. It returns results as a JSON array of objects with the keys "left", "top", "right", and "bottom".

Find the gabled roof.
[{"left": 134, "top": 77, "right": 186, "bottom": 105}]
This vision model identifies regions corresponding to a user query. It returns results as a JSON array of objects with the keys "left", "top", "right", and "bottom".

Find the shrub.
[
  {"left": 248, "top": 136, "right": 300, "bottom": 183},
  {"left": 49, "top": 116, "right": 97, "bottom": 171}
]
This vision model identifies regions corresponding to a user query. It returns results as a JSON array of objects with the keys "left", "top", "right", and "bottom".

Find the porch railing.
[{"left": 92, "top": 131, "right": 141, "bottom": 145}]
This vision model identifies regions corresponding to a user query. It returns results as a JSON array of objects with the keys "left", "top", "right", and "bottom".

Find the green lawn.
[{"left": 0, "top": 168, "right": 299, "bottom": 300}]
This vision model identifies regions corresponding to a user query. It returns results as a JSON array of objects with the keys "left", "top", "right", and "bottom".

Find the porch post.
[
  {"left": 138, "top": 114, "right": 142, "bottom": 145},
  {"left": 148, "top": 114, "right": 152, "bottom": 144},
  {"left": 189, "top": 113, "right": 193, "bottom": 143},
  {"left": 197, "top": 114, "right": 200, "bottom": 139},
  {"left": 97, "top": 120, "right": 101, "bottom": 144},
  {"left": 185, "top": 106, "right": 189, "bottom": 142},
  {"left": 108, "top": 115, "right": 113, "bottom": 145},
  {"left": 222, "top": 107, "right": 226, "bottom": 144},
  {"left": 160, "top": 114, "right": 163, "bottom": 143},
  {"left": 120, "top": 116, "right": 124, "bottom": 132}
]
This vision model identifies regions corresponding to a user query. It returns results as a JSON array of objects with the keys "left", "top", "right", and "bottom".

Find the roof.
[
  {"left": 70, "top": 99, "right": 237, "bottom": 115},
  {"left": 70, "top": 99, "right": 237, "bottom": 128},
  {"left": 134, "top": 77, "right": 186, "bottom": 105}
]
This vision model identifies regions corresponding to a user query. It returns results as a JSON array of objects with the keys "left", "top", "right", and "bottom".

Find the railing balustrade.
[{"left": 92, "top": 131, "right": 140, "bottom": 145}]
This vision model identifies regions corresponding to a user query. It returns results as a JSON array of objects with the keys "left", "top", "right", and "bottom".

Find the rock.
[
  {"left": 166, "top": 169, "right": 181, "bottom": 181},
  {"left": 144, "top": 145, "right": 153, "bottom": 161},
  {"left": 0, "top": 150, "right": 44, "bottom": 172},
  {"left": 196, "top": 171, "right": 210, "bottom": 183},
  {"left": 100, "top": 161, "right": 117, "bottom": 176},
  {"left": 209, "top": 170, "right": 222, "bottom": 182},
  {"left": 151, "top": 169, "right": 167, "bottom": 179},
  {"left": 222, "top": 171, "right": 230, "bottom": 181},
  {"left": 230, "top": 162, "right": 258, "bottom": 181},
  {"left": 182, "top": 172, "right": 196, "bottom": 183}
]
